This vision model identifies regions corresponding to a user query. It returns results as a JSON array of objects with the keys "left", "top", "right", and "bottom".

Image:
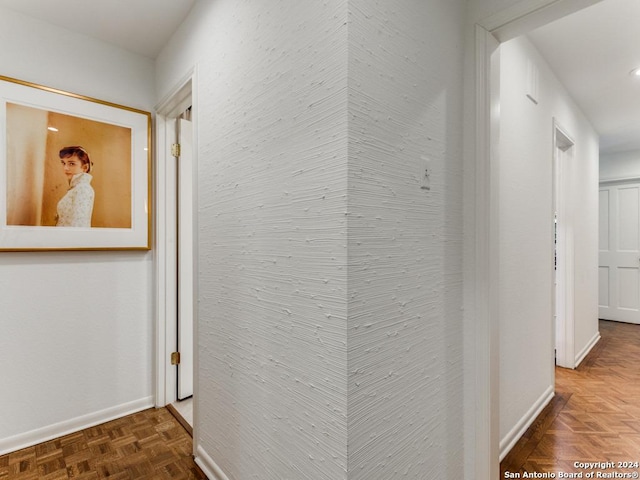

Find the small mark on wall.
[
  {"left": 421, "top": 168, "right": 431, "bottom": 190},
  {"left": 421, "top": 156, "right": 431, "bottom": 191}
]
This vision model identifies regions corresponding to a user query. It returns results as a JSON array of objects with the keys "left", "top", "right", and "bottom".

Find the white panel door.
[
  {"left": 599, "top": 183, "right": 640, "bottom": 324},
  {"left": 178, "top": 118, "right": 194, "bottom": 399}
]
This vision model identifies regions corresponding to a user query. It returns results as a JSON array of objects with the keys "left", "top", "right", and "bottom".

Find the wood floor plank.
[
  {"left": 501, "top": 320, "right": 640, "bottom": 478},
  {"left": 0, "top": 408, "right": 206, "bottom": 479}
]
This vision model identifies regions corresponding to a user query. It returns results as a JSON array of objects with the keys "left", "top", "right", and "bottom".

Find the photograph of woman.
[
  {"left": 5, "top": 102, "right": 133, "bottom": 230},
  {"left": 1, "top": 85, "right": 150, "bottom": 250},
  {"left": 55, "top": 146, "right": 94, "bottom": 227}
]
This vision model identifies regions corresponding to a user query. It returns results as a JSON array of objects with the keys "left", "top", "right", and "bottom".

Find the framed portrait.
[{"left": 0, "top": 75, "right": 151, "bottom": 251}]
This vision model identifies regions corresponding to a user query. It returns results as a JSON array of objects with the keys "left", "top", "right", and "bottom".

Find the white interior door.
[
  {"left": 599, "top": 182, "right": 640, "bottom": 324},
  {"left": 178, "top": 117, "right": 194, "bottom": 399}
]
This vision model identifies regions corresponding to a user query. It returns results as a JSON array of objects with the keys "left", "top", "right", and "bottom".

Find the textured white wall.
[
  {"left": 159, "top": 1, "right": 349, "bottom": 479},
  {"left": 0, "top": 7, "right": 155, "bottom": 453},
  {"left": 347, "top": 0, "right": 465, "bottom": 478},
  {"left": 600, "top": 150, "right": 640, "bottom": 181},
  {"left": 498, "top": 35, "right": 599, "bottom": 450},
  {"left": 158, "top": 0, "right": 465, "bottom": 478}
]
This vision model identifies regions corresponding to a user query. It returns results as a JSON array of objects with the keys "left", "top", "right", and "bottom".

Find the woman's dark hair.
[{"left": 59, "top": 146, "right": 92, "bottom": 173}]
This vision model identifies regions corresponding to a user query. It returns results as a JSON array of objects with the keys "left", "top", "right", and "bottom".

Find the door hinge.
[
  {"left": 171, "top": 351, "right": 181, "bottom": 365},
  {"left": 171, "top": 143, "right": 181, "bottom": 157}
]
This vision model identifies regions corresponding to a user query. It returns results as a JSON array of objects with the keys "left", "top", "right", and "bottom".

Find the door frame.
[
  {"left": 553, "top": 121, "right": 576, "bottom": 368},
  {"left": 177, "top": 116, "right": 195, "bottom": 400},
  {"left": 468, "top": 1, "right": 603, "bottom": 478},
  {"left": 154, "top": 69, "right": 198, "bottom": 423}
]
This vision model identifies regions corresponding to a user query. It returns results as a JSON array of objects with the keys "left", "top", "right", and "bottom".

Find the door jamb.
[
  {"left": 553, "top": 121, "right": 575, "bottom": 368},
  {"left": 154, "top": 71, "right": 196, "bottom": 409},
  {"left": 469, "top": 1, "right": 604, "bottom": 478}
]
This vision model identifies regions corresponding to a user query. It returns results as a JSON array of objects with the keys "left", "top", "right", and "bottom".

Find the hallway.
[
  {"left": 0, "top": 408, "right": 205, "bottom": 479},
  {"left": 501, "top": 320, "right": 640, "bottom": 477}
]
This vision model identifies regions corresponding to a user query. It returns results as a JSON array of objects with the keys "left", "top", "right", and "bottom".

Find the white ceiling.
[
  {"left": 0, "top": 0, "right": 636, "bottom": 154},
  {"left": 528, "top": 0, "right": 640, "bottom": 154},
  {"left": 0, "top": 0, "right": 195, "bottom": 59}
]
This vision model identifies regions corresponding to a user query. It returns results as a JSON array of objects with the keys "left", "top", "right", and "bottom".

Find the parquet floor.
[
  {"left": 0, "top": 408, "right": 207, "bottom": 479},
  {"left": 501, "top": 320, "right": 640, "bottom": 478}
]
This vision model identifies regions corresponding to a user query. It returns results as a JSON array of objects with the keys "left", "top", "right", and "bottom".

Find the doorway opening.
[
  {"left": 155, "top": 74, "right": 196, "bottom": 435},
  {"left": 471, "top": 1, "right": 605, "bottom": 477},
  {"left": 553, "top": 123, "right": 575, "bottom": 369},
  {"left": 172, "top": 106, "right": 195, "bottom": 429}
]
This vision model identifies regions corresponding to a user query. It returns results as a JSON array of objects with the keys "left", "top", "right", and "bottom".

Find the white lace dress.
[{"left": 56, "top": 173, "right": 94, "bottom": 227}]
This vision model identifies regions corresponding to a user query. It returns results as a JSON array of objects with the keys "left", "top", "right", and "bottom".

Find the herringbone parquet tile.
[
  {"left": 0, "top": 408, "right": 206, "bottom": 479},
  {"left": 501, "top": 320, "right": 640, "bottom": 478}
]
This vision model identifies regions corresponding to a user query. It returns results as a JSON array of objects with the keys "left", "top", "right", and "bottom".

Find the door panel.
[
  {"left": 599, "top": 190, "right": 610, "bottom": 251},
  {"left": 618, "top": 187, "right": 639, "bottom": 251},
  {"left": 178, "top": 117, "right": 194, "bottom": 400},
  {"left": 598, "top": 266, "right": 609, "bottom": 307},
  {"left": 618, "top": 267, "right": 639, "bottom": 310},
  {"left": 599, "top": 183, "right": 640, "bottom": 324}
]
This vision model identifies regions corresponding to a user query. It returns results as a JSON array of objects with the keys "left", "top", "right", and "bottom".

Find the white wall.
[
  {"left": 600, "top": 150, "right": 640, "bottom": 181},
  {"left": 157, "top": 0, "right": 465, "bottom": 478},
  {"left": 0, "top": 7, "right": 155, "bottom": 454},
  {"left": 347, "top": 0, "right": 465, "bottom": 478},
  {"left": 0, "top": 10, "right": 155, "bottom": 110},
  {"left": 158, "top": 2, "right": 349, "bottom": 479},
  {"left": 498, "top": 35, "right": 599, "bottom": 456},
  {"left": 0, "top": 0, "right": 608, "bottom": 476}
]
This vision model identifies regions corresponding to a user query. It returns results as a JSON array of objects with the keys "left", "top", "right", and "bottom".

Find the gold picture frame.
[{"left": 0, "top": 75, "right": 151, "bottom": 251}]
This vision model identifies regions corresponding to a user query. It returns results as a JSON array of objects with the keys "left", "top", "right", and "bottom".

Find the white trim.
[
  {"left": 154, "top": 111, "right": 168, "bottom": 407},
  {"left": 195, "top": 445, "right": 231, "bottom": 480},
  {"left": 155, "top": 70, "right": 196, "bottom": 116},
  {"left": 481, "top": 0, "right": 604, "bottom": 42},
  {"left": 468, "top": 24, "right": 501, "bottom": 480},
  {"left": 190, "top": 67, "right": 201, "bottom": 458},
  {"left": 0, "top": 397, "right": 154, "bottom": 456},
  {"left": 498, "top": 386, "right": 554, "bottom": 461},
  {"left": 600, "top": 177, "right": 640, "bottom": 185},
  {"left": 154, "top": 111, "right": 178, "bottom": 407},
  {"left": 575, "top": 331, "right": 601, "bottom": 367}
]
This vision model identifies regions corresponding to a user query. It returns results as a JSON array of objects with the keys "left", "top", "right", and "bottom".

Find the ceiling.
[
  {"left": 0, "top": 0, "right": 637, "bottom": 154},
  {"left": 0, "top": 0, "right": 195, "bottom": 59},
  {"left": 528, "top": 0, "right": 640, "bottom": 154}
]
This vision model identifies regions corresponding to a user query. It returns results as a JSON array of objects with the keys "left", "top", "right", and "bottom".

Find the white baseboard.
[
  {"left": 575, "top": 331, "right": 601, "bottom": 368},
  {"left": 196, "top": 444, "right": 231, "bottom": 480},
  {"left": 499, "top": 385, "right": 554, "bottom": 461},
  {"left": 0, "top": 396, "right": 154, "bottom": 456}
]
